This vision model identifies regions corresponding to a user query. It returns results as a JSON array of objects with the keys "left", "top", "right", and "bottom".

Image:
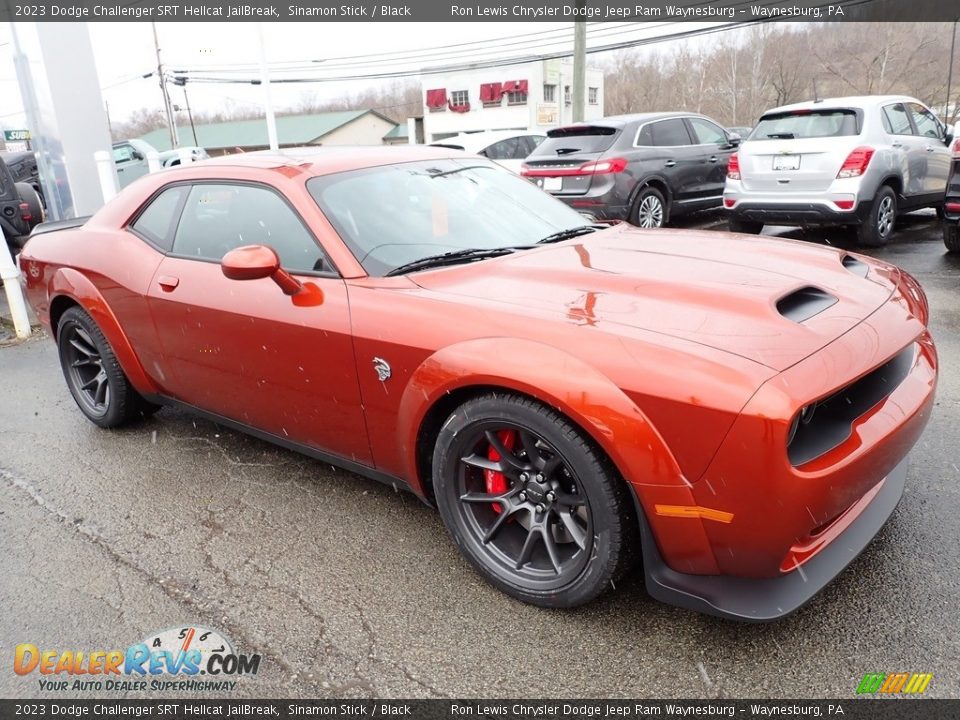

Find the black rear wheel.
[
  {"left": 433, "top": 394, "right": 637, "bottom": 607},
  {"left": 858, "top": 186, "right": 896, "bottom": 248},
  {"left": 945, "top": 222, "right": 960, "bottom": 254},
  {"left": 630, "top": 187, "right": 667, "bottom": 228},
  {"left": 57, "top": 307, "right": 158, "bottom": 427}
]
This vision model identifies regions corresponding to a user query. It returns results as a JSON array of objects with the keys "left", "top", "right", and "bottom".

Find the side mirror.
[
  {"left": 726, "top": 132, "right": 742, "bottom": 148},
  {"left": 131, "top": 149, "right": 145, "bottom": 161},
  {"left": 221, "top": 245, "right": 324, "bottom": 306}
]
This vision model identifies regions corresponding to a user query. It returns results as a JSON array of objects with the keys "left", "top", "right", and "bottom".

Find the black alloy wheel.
[
  {"left": 434, "top": 394, "right": 636, "bottom": 607},
  {"left": 57, "top": 306, "right": 158, "bottom": 427}
]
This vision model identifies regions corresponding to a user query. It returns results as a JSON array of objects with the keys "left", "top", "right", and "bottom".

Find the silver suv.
[{"left": 723, "top": 95, "right": 954, "bottom": 246}]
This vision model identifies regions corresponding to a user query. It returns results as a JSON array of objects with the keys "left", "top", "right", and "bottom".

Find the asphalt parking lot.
[{"left": 2, "top": 212, "right": 958, "bottom": 699}]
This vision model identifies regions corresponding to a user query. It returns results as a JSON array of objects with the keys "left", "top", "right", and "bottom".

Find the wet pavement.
[{"left": 1, "top": 211, "right": 958, "bottom": 699}]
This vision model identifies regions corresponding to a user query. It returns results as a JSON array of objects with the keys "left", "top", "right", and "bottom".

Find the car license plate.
[
  {"left": 773, "top": 155, "right": 801, "bottom": 171},
  {"left": 542, "top": 177, "right": 563, "bottom": 191}
]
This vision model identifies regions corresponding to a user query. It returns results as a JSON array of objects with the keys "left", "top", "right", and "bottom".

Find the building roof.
[
  {"left": 383, "top": 124, "right": 409, "bottom": 140},
  {"left": 139, "top": 110, "right": 395, "bottom": 151}
]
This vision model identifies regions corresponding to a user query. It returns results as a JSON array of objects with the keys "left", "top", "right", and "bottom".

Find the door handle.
[
  {"left": 925, "top": 146, "right": 936, "bottom": 152},
  {"left": 157, "top": 275, "right": 179, "bottom": 291},
  {"left": 892, "top": 142, "right": 903, "bottom": 148},
  {"left": 664, "top": 160, "right": 677, "bottom": 168},
  {"left": 708, "top": 156, "right": 719, "bottom": 163}
]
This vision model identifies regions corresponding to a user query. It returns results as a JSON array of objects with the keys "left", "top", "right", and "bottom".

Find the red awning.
[
  {"left": 479, "top": 82, "right": 504, "bottom": 103},
  {"left": 426, "top": 88, "right": 447, "bottom": 109},
  {"left": 502, "top": 80, "right": 529, "bottom": 95}
]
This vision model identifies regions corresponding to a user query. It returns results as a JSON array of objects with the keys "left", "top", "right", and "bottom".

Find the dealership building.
[{"left": 421, "top": 58, "right": 605, "bottom": 142}]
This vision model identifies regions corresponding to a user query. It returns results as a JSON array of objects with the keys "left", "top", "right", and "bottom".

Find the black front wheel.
[
  {"left": 57, "top": 307, "right": 158, "bottom": 427},
  {"left": 433, "top": 394, "right": 637, "bottom": 607},
  {"left": 945, "top": 222, "right": 960, "bottom": 253}
]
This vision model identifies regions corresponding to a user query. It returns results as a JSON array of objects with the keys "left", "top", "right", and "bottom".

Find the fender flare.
[
  {"left": 395, "top": 337, "right": 719, "bottom": 573},
  {"left": 48, "top": 267, "right": 160, "bottom": 397},
  {"left": 397, "top": 337, "right": 688, "bottom": 495}
]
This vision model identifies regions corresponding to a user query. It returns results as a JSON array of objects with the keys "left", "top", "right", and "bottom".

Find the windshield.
[
  {"left": 751, "top": 109, "right": 861, "bottom": 140},
  {"left": 307, "top": 159, "right": 589, "bottom": 276}
]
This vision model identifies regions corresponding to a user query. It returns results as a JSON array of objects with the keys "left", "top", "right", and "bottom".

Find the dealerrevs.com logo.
[{"left": 14, "top": 625, "right": 261, "bottom": 692}]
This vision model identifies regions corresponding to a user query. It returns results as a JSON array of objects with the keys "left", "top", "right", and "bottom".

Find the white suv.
[{"left": 723, "top": 95, "right": 954, "bottom": 246}]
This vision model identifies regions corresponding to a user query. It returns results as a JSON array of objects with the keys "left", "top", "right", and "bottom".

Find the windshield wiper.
[
  {"left": 537, "top": 225, "right": 602, "bottom": 244},
  {"left": 385, "top": 246, "right": 535, "bottom": 276},
  {"left": 765, "top": 132, "right": 796, "bottom": 139}
]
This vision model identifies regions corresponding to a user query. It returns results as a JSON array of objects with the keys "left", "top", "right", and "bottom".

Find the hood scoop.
[{"left": 776, "top": 287, "right": 838, "bottom": 324}]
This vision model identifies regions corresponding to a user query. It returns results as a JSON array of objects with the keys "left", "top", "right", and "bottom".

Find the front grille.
[{"left": 788, "top": 344, "right": 916, "bottom": 466}]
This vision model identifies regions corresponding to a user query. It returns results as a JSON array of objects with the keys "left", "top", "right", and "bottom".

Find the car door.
[
  {"left": 113, "top": 143, "right": 149, "bottom": 189},
  {"left": 908, "top": 102, "right": 953, "bottom": 196},
  {"left": 686, "top": 117, "right": 736, "bottom": 202},
  {"left": 881, "top": 102, "right": 926, "bottom": 198},
  {"left": 145, "top": 181, "right": 372, "bottom": 464},
  {"left": 641, "top": 118, "right": 703, "bottom": 204}
]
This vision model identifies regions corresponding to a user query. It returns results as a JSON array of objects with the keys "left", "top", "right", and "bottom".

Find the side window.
[
  {"left": 882, "top": 103, "right": 914, "bottom": 135},
  {"left": 113, "top": 144, "right": 137, "bottom": 163},
  {"left": 689, "top": 118, "right": 728, "bottom": 145},
  {"left": 130, "top": 186, "right": 187, "bottom": 252},
  {"left": 909, "top": 103, "right": 941, "bottom": 139},
  {"left": 650, "top": 119, "right": 692, "bottom": 146},
  {"left": 484, "top": 137, "right": 521, "bottom": 160},
  {"left": 172, "top": 184, "right": 329, "bottom": 273}
]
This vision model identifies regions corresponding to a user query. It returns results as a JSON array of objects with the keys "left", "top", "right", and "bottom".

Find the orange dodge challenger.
[{"left": 18, "top": 147, "right": 937, "bottom": 620}]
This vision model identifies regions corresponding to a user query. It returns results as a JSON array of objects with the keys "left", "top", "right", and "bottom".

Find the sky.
[{"left": 0, "top": 21, "right": 726, "bottom": 130}]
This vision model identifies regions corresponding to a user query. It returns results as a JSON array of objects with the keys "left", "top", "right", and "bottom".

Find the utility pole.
[
  {"left": 256, "top": 23, "right": 279, "bottom": 152},
  {"left": 572, "top": 18, "right": 586, "bottom": 123},
  {"left": 171, "top": 76, "right": 199, "bottom": 146},
  {"left": 151, "top": 22, "right": 178, "bottom": 148}
]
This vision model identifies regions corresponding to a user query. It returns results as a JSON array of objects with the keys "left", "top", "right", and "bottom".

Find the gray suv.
[{"left": 724, "top": 95, "right": 954, "bottom": 246}]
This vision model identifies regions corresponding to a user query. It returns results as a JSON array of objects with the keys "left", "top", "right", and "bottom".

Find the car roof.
[
  {"left": 429, "top": 129, "right": 545, "bottom": 152},
  {"left": 761, "top": 95, "right": 921, "bottom": 116},
  {"left": 566, "top": 112, "right": 694, "bottom": 129},
  {"left": 196, "top": 145, "right": 474, "bottom": 175}
]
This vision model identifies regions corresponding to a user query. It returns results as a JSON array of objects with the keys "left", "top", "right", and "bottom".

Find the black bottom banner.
[{"left": 1, "top": 700, "right": 957, "bottom": 720}]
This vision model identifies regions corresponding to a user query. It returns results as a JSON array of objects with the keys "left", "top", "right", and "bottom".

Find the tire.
[
  {"left": 630, "top": 186, "right": 668, "bottom": 228},
  {"left": 945, "top": 222, "right": 960, "bottom": 253},
  {"left": 57, "top": 307, "right": 158, "bottom": 428},
  {"left": 857, "top": 185, "right": 897, "bottom": 248},
  {"left": 433, "top": 393, "right": 638, "bottom": 607},
  {"left": 15, "top": 182, "right": 44, "bottom": 231},
  {"left": 727, "top": 215, "right": 763, "bottom": 234},
  {"left": 935, "top": 204, "right": 945, "bottom": 221}
]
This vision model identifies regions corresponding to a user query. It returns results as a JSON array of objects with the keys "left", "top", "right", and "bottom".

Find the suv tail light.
[
  {"left": 522, "top": 157, "right": 627, "bottom": 178},
  {"left": 951, "top": 137, "right": 960, "bottom": 157},
  {"left": 18, "top": 202, "right": 32, "bottom": 224},
  {"left": 727, "top": 152, "right": 740, "bottom": 180},
  {"left": 837, "top": 147, "right": 875, "bottom": 178}
]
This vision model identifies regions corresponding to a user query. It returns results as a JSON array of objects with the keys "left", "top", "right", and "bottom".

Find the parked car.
[
  {"left": 19, "top": 146, "right": 937, "bottom": 619},
  {"left": 1, "top": 149, "right": 45, "bottom": 210},
  {"left": 429, "top": 130, "right": 545, "bottom": 174},
  {"left": 0, "top": 153, "right": 43, "bottom": 258},
  {"left": 724, "top": 95, "right": 954, "bottom": 246},
  {"left": 521, "top": 112, "right": 739, "bottom": 228},
  {"left": 112, "top": 139, "right": 209, "bottom": 188},
  {"left": 943, "top": 121, "right": 960, "bottom": 253}
]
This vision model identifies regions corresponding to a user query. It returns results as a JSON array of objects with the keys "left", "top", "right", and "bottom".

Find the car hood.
[{"left": 411, "top": 225, "right": 899, "bottom": 371}]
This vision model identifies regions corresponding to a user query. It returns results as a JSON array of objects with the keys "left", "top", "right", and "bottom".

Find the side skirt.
[{"left": 153, "top": 396, "right": 423, "bottom": 502}]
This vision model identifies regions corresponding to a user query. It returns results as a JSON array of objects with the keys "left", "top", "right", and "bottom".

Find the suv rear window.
[
  {"left": 751, "top": 109, "right": 861, "bottom": 140},
  {"left": 535, "top": 126, "right": 619, "bottom": 155}
]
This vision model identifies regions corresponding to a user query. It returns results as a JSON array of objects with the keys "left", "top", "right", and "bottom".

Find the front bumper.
[{"left": 639, "top": 456, "right": 908, "bottom": 622}]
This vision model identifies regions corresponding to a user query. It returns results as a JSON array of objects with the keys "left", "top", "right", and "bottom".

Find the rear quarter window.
[
  {"left": 752, "top": 109, "right": 861, "bottom": 140},
  {"left": 130, "top": 186, "right": 188, "bottom": 251}
]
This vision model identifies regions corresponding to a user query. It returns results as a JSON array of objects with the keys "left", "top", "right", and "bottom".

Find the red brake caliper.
[{"left": 485, "top": 430, "right": 516, "bottom": 514}]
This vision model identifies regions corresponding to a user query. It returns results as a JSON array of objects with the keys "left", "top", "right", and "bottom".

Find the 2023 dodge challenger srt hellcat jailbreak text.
[{"left": 18, "top": 147, "right": 937, "bottom": 620}]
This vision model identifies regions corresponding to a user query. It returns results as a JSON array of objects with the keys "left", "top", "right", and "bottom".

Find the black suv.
[
  {"left": 1, "top": 153, "right": 44, "bottom": 257},
  {"left": 521, "top": 112, "right": 740, "bottom": 228}
]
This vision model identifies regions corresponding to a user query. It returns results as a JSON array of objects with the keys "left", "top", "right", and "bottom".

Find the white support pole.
[
  {"left": 256, "top": 23, "right": 279, "bottom": 152},
  {"left": 94, "top": 150, "right": 118, "bottom": 204},
  {"left": 0, "top": 241, "right": 31, "bottom": 339},
  {"left": 407, "top": 117, "right": 417, "bottom": 145},
  {"left": 146, "top": 150, "right": 162, "bottom": 174}
]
